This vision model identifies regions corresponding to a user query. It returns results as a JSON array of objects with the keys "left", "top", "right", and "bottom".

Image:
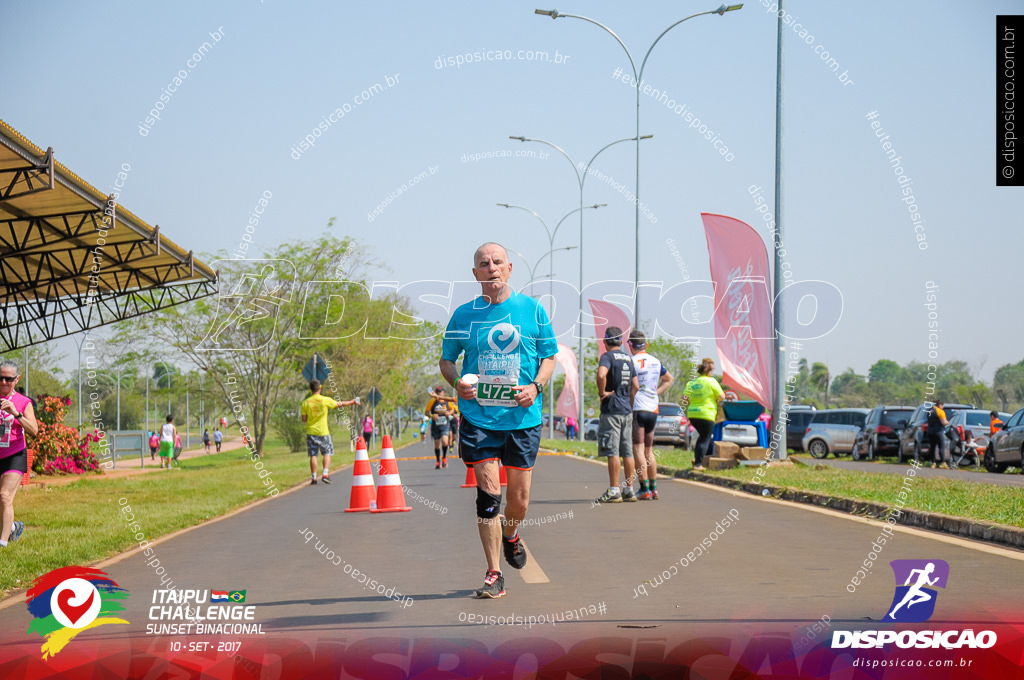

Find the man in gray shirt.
[{"left": 595, "top": 327, "right": 639, "bottom": 503}]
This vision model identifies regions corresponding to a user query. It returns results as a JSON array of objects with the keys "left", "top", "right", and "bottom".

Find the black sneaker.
[
  {"left": 596, "top": 489, "right": 623, "bottom": 503},
  {"left": 502, "top": 534, "right": 527, "bottom": 569},
  {"left": 321, "top": 475, "right": 332, "bottom": 484},
  {"left": 9, "top": 521, "right": 24, "bottom": 543},
  {"left": 622, "top": 489, "right": 637, "bottom": 502},
  {"left": 474, "top": 570, "right": 506, "bottom": 598},
  {"left": 310, "top": 477, "right": 318, "bottom": 485}
]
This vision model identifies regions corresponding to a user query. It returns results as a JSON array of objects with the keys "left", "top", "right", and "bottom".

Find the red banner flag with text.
[
  {"left": 701, "top": 212, "right": 775, "bottom": 410},
  {"left": 588, "top": 299, "right": 632, "bottom": 355},
  {"left": 554, "top": 343, "right": 579, "bottom": 419}
]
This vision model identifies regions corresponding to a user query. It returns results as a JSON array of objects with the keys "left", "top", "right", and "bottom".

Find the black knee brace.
[{"left": 476, "top": 487, "right": 502, "bottom": 519}]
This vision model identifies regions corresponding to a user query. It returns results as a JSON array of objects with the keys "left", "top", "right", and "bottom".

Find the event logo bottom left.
[{"left": 25, "top": 566, "right": 130, "bottom": 659}]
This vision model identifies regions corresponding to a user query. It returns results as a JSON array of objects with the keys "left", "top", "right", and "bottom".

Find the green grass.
[
  {"left": 542, "top": 439, "right": 1024, "bottom": 529},
  {"left": 0, "top": 437, "right": 356, "bottom": 597},
  {"left": 709, "top": 463, "right": 1024, "bottom": 528}
]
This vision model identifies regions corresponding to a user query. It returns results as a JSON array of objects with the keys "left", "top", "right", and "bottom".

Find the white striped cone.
[
  {"left": 344, "top": 437, "right": 377, "bottom": 512},
  {"left": 370, "top": 435, "right": 411, "bottom": 513}
]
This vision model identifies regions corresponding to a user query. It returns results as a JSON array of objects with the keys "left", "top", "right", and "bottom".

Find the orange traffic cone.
[
  {"left": 370, "top": 435, "right": 411, "bottom": 513},
  {"left": 345, "top": 437, "right": 377, "bottom": 513},
  {"left": 499, "top": 462, "right": 508, "bottom": 488},
  {"left": 461, "top": 464, "right": 477, "bottom": 488}
]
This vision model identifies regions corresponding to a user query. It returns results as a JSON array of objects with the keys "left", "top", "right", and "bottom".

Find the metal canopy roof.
[{"left": 0, "top": 119, "right": 218, "bottom": 352}]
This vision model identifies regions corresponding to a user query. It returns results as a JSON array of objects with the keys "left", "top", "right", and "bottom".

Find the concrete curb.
[{"left": 666, "top": 466, "right": 1024, "bottom": 551}]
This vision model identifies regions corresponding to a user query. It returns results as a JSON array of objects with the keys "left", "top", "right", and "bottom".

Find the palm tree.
[{"left": 810, "top": 362, "right": 831, "bottom": 406}]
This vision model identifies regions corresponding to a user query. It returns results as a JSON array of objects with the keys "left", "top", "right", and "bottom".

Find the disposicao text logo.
[
  {"left": 884, "top": 559, "right": 948, "bottom": 623},
  {"left": 832, "top": 558, "right": 997, "bottom": 650},
  {"left": 26, "top": 566, "right": 129, "bottom": 659}
]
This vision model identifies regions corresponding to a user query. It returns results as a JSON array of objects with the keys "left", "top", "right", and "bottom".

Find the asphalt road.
[{"left": 2, "top": 441, "right": 1022, "bottom": 664}]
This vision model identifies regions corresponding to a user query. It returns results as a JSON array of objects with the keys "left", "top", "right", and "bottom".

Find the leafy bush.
[{"left": 31, "top": 395, "right": 101, "bottom": 475}]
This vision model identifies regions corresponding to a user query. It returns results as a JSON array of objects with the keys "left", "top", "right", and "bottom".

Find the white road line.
[{"left": 517, "top": 541, "right": 549, "bottom": 584}]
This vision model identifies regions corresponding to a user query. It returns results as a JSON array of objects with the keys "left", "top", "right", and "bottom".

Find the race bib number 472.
[{"left": 477, "top": 381, "right": 517, "bottom": 407}]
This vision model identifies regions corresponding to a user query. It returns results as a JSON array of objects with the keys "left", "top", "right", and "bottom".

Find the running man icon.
[{"left": 883, "top": 559, "right": 949, "bottom": 623}]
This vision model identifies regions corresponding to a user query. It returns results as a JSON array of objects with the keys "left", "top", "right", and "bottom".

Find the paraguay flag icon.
[{"left": 211, "top": 590, "right": 230, "bottom": 602}]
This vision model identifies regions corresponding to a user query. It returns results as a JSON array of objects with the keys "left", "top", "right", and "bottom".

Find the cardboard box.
[
  {"left": 713, "top": 441, "right": 741, "bottom": 459},
  {"left": 739, "top": 446, "right": 769, "bottom": 461},
  {"left": 707, "top": 456, "right": 738, "bottom": 470}
]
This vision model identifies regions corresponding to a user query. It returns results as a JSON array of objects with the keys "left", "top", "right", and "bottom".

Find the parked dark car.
[
  {"left": 897, "top": 402, "right": 975, "bottom": 462},
  {"left": 786, "top": 407, "right": 816, "bottom": 452},
  {"left": 984, "top": 407, "right": 1024, "bottom": 473},
  {"left": 802, "top": 409, "right": 869, "bottom": 458},
  {"left": 851, "top": 406, "right": 915, "bottom": 461},
  {"left": 945, "top": 409, "right": 1010, "bottom": 467}
]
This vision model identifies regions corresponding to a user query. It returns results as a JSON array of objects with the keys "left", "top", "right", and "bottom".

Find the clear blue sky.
[{"left": 3, "top": 1, "right": 1019, "bottom": 383}]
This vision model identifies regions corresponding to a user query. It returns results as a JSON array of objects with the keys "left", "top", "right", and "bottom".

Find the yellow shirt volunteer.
[
  {"left": 302, "top": 394, "right": 339, "bottom": 436},
  {"left": 684, "top": 375, "right": 725, "bottom": 421}
]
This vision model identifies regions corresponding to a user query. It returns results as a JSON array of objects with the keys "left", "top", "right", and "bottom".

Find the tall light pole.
[
  {"left": 509, "top": 134, "right": 649, "bottom": 428},
  {"left": 772, "top": 1, "right": 787, "bottom": 459},
  {"left": 535, "top": 5, "right": 743, "bottom": 326},
  {"left": 498, "top": 202, "right": 603, "bottom": 438},
  {"left": 185, "top": 374, "right": 190, "bottom": 449},
  {"left": 506, "top": 240, "right": 577, "bottom": 434},
  {"left": 155, "top": 360, "right": 172, "bottom": 418},
  {"left": 73, "top": 333, "right": 90, "bottom": 433}
]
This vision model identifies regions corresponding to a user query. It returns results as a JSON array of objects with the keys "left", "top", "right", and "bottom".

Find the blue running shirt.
[{"left": 441, "top": 292, "right": 557, "bottom": 431}]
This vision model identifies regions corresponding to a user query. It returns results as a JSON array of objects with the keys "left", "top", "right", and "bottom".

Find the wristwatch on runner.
[{"left": 532, "top": 381, "right": 543, "bottom": 395}]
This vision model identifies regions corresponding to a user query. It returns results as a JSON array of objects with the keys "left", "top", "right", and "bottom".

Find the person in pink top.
[
  {"left": 362, "top": 415, "right": 374, "bottom": 450},
  {"left": 0, "top": 360, "right": 38, "bottom": 548}
]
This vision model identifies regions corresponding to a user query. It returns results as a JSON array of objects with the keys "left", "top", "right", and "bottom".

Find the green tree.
[
  {"left": 126, "top": 233, "right": 424, "bottom": 455},
  {"left": 993, "top": 359, "right": 1024, "bottom": 411},
  {"left": 809, "top": 362, "right": 831, "bottom": 406},
  {"left": 868, "top": 359, "right": 904, "bottom": 384},
  {"left": 644, "top": 338, "right": 699, "bottom": 404}
]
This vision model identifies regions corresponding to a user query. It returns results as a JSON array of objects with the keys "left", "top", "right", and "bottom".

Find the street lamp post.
[
  {"left": 185, "top": 375, "right": 190, "bottom": 450},
  {"left": 509, "top": 134, "right": 649, "bottom": 429},
  {"left": 73, "top": 333, "right": 90, "bottom": 433},
  {"left": 772, "top": 1, "right": 787, "bottom": 459},
  {"left": 534, "top": 5, "right": 743, "bottom": 326},
  {"left": 498, "top": 202, "right": 603, "bottom": 439},
  {"left": 155, "top": 360, "right": 172, "bottom": 418}
]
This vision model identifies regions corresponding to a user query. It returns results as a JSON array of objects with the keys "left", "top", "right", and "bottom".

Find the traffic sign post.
[{"left": 302, "top": 353, "right": 330, "bottom": 383}]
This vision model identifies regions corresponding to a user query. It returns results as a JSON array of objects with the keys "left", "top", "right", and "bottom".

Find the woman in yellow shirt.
[{"left": 683, "top": 358, "right": 725, "bottom": 471}]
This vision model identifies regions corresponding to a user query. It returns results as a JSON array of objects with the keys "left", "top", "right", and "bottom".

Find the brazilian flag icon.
[{"left": 228, "top": 590, "right": 246, "bottom": 603}]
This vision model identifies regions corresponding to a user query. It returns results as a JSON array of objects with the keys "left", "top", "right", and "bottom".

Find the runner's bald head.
[{"left": 473, "top": 242, "right": 507, "bottom": 266}]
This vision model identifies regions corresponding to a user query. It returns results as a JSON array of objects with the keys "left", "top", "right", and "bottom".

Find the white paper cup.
[
  {"left": 461, "top": 374, "right": 479, "bottom": 386},
  {"left": 354, "top": 396, "right": 360, "bottom": 405}
]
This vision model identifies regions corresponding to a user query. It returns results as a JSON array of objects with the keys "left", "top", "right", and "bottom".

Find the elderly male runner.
[{"left": 439, "top": 242, "right": 556, "bottom": 598}]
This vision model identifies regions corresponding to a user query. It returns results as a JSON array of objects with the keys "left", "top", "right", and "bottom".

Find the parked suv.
[
  {"left": 897, "top": 402, "right": 975, "bottom": 463},
  {"left": 984, "top": 407, "right": 1024, "bottom": 473},
  {"left": 786, "top": 406, "right": 816, "bottom": 452},
  {"left": 654, "top": 402, "right": 693, "bottom": 448},
  {"left": 802, "top": 409, "right": 869, "bottom": 458},
  {"left": 851, "top": 406, "right": 915, "bottom": 461}
]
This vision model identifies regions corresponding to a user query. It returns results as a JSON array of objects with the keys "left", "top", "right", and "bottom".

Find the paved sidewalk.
[{"left": 22, "top": 435, "right": 250, "bottom": 488}]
